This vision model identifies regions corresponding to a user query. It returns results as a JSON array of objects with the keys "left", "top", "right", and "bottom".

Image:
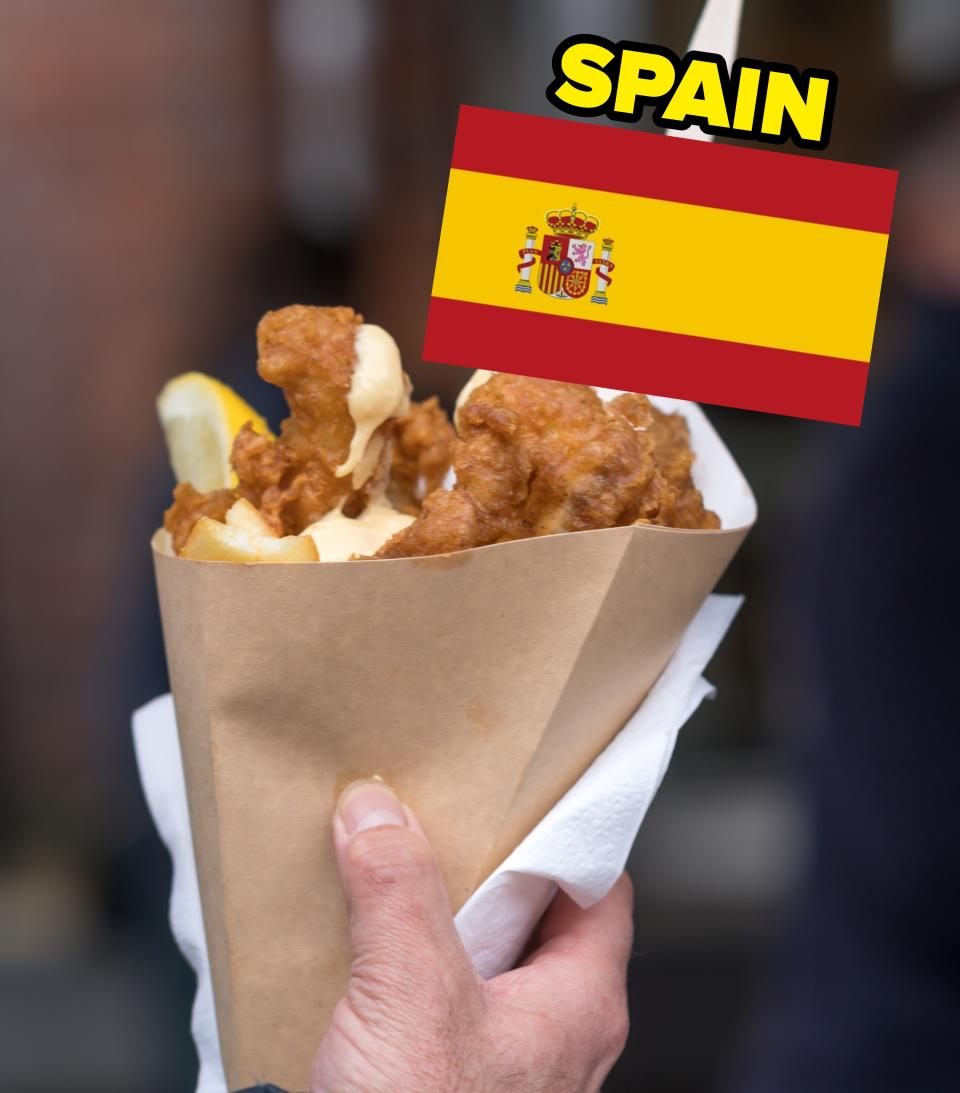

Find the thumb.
[{"left": 332, "top": 780, "right": 478, "bottom": 1004}]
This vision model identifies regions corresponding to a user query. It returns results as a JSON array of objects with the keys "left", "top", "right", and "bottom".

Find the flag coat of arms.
[
  {"left": 529, "top": 219, "right": 597, "bottom": 299},
  {"left": 425, "top": 106, "right": 898, "bottom": 425}
]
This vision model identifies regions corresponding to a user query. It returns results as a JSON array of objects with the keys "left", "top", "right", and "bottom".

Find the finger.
[
  {"left": 526, "top": 873, "right": 634, "bottom": 978},
  {"left": 332, "top": 780, "right": 479, "bottom": 1001},
  {"left": 486, "top": 876, "right": 633, "bottom": 1084}
]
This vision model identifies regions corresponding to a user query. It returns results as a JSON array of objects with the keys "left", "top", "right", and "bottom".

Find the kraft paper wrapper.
[{"left": 153, "top": 398, "right": 755, "bottom": 1091}]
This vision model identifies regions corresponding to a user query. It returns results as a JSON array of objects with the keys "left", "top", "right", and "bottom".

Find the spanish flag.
[{"left": 425, "top": 106, "right": 897, "bottom": 425}]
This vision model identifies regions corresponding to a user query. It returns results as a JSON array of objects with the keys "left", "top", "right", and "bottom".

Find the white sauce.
[
  {"left": 302, "top": 502, "right": 414, "bottom": 562},
  {"left": 350, "top": 431, "right": 386, "bottom": 489},
  {"left": 336, "top": 324, "right": 409, "bottom": 480}
]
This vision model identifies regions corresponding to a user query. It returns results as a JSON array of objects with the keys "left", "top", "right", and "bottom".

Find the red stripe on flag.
[
  {"left": 451, "top": 106, "right": 897, "bottom": 235},
  {"left": 424, "top": 297, "right": 869, "bottom": 425}
]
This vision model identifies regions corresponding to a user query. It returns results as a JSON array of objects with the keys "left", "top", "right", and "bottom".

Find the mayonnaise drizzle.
[
  {"left": 301, "top": 502, "right": 414, "bottom": 562},
  {"left": 336, "top": 324, "right": 409, "bottom": 480},
  {"left": 350, "top": 431, "right": 386, "bottom": 489}
]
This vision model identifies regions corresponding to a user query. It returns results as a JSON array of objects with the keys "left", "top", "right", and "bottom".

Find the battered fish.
[
  {"left": 164, "top": 311, "right": 720, "bottom": 562},
  {"left": 374, "top": 375, "right": 702, "bottom": 559},
  {"left": 606, "top": 393, "right": 720, "bottom": 531},
  {"left": 387, "top": 397, "right": 456, "bottom": 516},
  {"left": 164, "top": 305, "right": 406, "bottom": 545}
]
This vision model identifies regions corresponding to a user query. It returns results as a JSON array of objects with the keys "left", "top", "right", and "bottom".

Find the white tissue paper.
[{"left": 133, "top": 591, "right": 740, "bottom": 1093}]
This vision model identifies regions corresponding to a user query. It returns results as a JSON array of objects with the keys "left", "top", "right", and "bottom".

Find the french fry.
[
  {"left": 182, "top": 509, "right": 319, "bottom": 564},
  {"left": 224, "top": 497, "right": 275, "bottom": 537}
]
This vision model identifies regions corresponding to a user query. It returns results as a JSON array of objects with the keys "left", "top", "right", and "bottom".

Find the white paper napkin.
[{"left": 133, "top": 592, "right": 740, "bottom": 1093}]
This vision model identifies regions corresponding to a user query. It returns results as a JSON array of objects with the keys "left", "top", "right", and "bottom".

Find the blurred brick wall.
[{"left": 0, "top": 1, "right": 272, "bottom": 850}]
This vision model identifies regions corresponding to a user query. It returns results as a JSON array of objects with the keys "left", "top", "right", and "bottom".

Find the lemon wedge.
[{"left": 157, "top": 372, "right": 272, "bottom": 490}]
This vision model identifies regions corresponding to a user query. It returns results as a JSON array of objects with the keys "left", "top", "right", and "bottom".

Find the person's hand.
[{"left": 311, "top": 779, "right": 633, "bottom": 1093}]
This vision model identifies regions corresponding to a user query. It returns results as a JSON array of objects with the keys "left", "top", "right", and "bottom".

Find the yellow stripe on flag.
[{"left": 432, "top": 169, "right": 889, "bottom": 363}]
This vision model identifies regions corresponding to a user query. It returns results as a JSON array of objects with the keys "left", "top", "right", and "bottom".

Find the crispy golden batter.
[
  {"left": 163, "top": 309, "right": 720, "bottom": 560},
  {"left": 259, "top": 305, "right": 356, "bottom": 468},
  {"left": 375, "top": 376, "right": 675, "bottom": 559},
  {"left": 649, "top": 405, "right": 720, "bottom": 530},
  {"left": 387, "top": 397, "right": 456, "bottom": 515},
  {"left": 606, "top": 394, "right": 719, "bottom": 531},
  {"left": 164, "top": 305, "right": 388, "bottom": 544},
  {"left": 243, "top": 305, "right": 363, "bottom": 532}
]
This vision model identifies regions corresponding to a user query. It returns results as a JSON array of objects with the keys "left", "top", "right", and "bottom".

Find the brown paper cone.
[{"left": 154, "top": 501, "right": 750, "bottom": 1088}]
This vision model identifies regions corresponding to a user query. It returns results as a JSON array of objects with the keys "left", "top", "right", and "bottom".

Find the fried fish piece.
[
  {"left": 647, "top": 404, "right": 720, "bottom": 530},
  {"left": 374, "top": 375, "right": 669, "bottom": 558},
  {"left": 241, "top": 304, "right": 367, "bottom": 533},
  {"left": 164, "top": 314, "right": 718, "bottom": 561},
  {"left": 606, "top": 393, "right": 719, "bottom": 530},
  {"left": 387, "top": 397, "right": 456, "bottom": 516},
  {"left": 163, "top": 305, "right": 408, "bottom": 549}
]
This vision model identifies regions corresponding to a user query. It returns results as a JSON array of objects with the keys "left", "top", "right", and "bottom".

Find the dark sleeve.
[
  {"left": 732, "top": 304, "right": 960, "bottom": 1093},
  {"left": 235, "top": 1085, "right": 299, "bottom": 1093}
]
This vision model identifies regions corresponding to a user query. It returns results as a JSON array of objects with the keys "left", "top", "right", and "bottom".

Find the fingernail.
[{"left": 337, "top": 780, "right": 408, "bottom": 836}]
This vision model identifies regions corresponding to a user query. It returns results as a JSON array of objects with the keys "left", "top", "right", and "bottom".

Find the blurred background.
[{"left": 1, "top": 2, "right": 958, "bottom": 1091}]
